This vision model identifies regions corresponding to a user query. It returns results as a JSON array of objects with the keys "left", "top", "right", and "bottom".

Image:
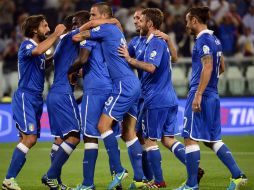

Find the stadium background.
[{"left": 0, "top": 0, "right": 253, "bottom": 189}]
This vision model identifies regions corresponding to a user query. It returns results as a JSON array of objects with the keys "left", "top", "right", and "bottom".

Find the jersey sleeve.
[
  {"left": 21, "top": 41, "right": 36, "bottom": 57},
  {"left": 89, "top": 24, "right": 108, "bottom": 40},
  {"left": 197, "top": 39, "right": 213, "bottom": 58},
  {"left": 80, "top": 39, "right": 96, "bottom": 52},
  {"left": 128, "top": 38, "right": 136, "bottom": 58},
  {"left": 144, "top": 39, "right": 164, "bottom": 67}
]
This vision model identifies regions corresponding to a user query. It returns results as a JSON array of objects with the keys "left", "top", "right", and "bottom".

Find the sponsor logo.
[
  {"left": 150, "top": 50, "right": 157, "bottom": 59},
  {"left": 202, "top": 45, "right": 210, "bottom": 54},
  {"left": 92, "top": 26, "right": 100, "bottom": 32},
  {"left": 29, "top": 123, "right": 35, "bottom": 131},
  {"left": 26, "top": 44, "right": 33, "bottom": 49}
]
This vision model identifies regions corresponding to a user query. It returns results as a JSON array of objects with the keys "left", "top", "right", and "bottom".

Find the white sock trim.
[
  {"left": 213, "top": 142, "right": 224, "bottom": 153},
  {"left": 85, "top": 143, "right": 99, "bottom": 150},
  {"left": 185, "top": 144, "right": 200, "bottom": 154},
  {"left": 17, "top": 143, "right": 29, "bottom": 154},
  {"left": 146, "top": 145, "right": 159, "bottom": 152},
  {"left": 171, "top": 141, "right": 181, "bottom": 153},
  {"left": 126, "top": 137, "right": 138, "bottom": 148},
  {"left": 52, "top": 144, "right": 59, "bottom": 151},
  {"left": 61, "top": 142, "right": 74, "bottom": 155},
  {"left": 101, "top": 130, "right": 113, "bottom": 139}
]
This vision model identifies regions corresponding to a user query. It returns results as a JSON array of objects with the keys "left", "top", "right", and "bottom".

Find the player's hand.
[
  {"left": 68, "top": 72, "right": 78, "bottom": 85},
  {"left": 54, "top": 24, "right": 66, "bottom": 37},
  {"left": 192, "top": 92, "right": 202, "bottom": 112},
  {"left": 73, "top": 32, "right": 85, "bottom": 42},
  {"left": 153, "top": 30, "right": 170, "bottom": 41},
  {"left": 118, "top": 45, "right": 130, "bottom": 60}
]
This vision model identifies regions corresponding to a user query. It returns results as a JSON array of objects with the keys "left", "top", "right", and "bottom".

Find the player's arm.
[
  {"left": 192, "top": 55, "right": 213, "bottom": 112},
  {"left": 153, "top": 30, "right": 178, "bottom": 63},
  {"left": 68, "top": 48, "right": 90, "bottom": 74},
  {"left": 32, "top": 24, "right": 66, "bottom": 56},
  {"left": 79, "top": 18, "right": 122, "bottom": 32},
  {"left": 72, "top": 31, "right": 91, "bottom": 42},
  {"left": 118, "top": 46, "right": 156, "bottom": 73},
  {"left": 219, "top": 55, "right": 225, "bottom": 75}
]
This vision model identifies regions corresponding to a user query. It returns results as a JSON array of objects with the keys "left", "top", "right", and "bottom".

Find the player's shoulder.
[
  {"left": 149, "top": 35, "right": 167, "bottom": 47},
  {"left": 20, "top": 39, "right": 36, "bottom": 51}
]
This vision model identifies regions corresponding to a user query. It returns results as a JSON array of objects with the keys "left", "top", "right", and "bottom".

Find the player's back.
[
  {"left": 90, "top": 24, "right": 138, "bottom": 81},
  {"left": 137, "top": 36, "right": 178, "bottom": 109},
  {"left": 82, "top": 39, "right": 112, "bottom": 93},
  {"left": 17, "top": 39, "right": 46, "bottom": 94},
  {"left": 190, "top": 30, "right": 222, "bottom": 93},
  {"left": 50, "top": 29, "right": 80, "bottom": 93}
]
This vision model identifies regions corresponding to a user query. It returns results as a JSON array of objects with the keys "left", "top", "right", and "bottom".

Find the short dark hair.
[
  {"left": 73, "top": 10, "right": 90, "bottom": 25},
  {"left": 63, "top": 14, "right": 74, "bottom": 32},
  {"left": 92, "top": 2, "right": 113, "bottom": 17},
  {"left": 187, "top": 6, "right": 210, "bottom": 24},
  {"left": 142, "top": 8, "right": 163, "bottom": 29},
  {"left": 21, "top": 15, "right": 46, "bottom": 38}
]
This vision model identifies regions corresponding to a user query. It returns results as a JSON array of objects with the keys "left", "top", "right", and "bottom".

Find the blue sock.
[
  {"left": 170, "top": 141, "right": 186, "bottom": 165},
  {"left": 142, "top": 150, "right": 153, "bottom": 181},
  {"left": 109, "top": 147, "right": 120, "bottom": 175},
  {"left": 47, "top": 142, "right": 76, "bottom": 179},
  {"left": 213, "top": 142, "right": 242, "bottom": 179},
  {"left": 126, "top": 138, "right": 144, "bottom": 181},
  {"left": 6, "top": 143, "right": 28, "bottom": 179},
  {"left": 102, "top": 130, "right": 123, "bottom": 174},
  {"left": 186, "top": 145, "right": 200, "bottom": 187},
  {"left": 147, "top": 146, "right": 164, "bottom": 183},
  {"left": 83, "top": 143, "right": 98, "bottom": 186},
  {"left": 50, "top": 143, "right": 62, "bottom": 184}
]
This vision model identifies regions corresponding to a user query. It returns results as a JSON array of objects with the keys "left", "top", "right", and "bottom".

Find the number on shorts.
[{"left": 105, "top": 96, "right": 114, "bottom": 106}]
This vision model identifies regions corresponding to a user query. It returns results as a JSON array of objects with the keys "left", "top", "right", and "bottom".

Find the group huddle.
[{"left": 1, "top": 3, "right": 248, "bottom": 190}]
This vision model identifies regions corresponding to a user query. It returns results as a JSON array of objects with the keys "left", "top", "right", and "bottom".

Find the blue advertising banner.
[{"left": 0, "top": 97, "right": 254, "bottom": 142}]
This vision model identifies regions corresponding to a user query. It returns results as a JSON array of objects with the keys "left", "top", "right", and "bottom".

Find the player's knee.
[
  {"left": 64, "top": 132, "right": 80, "bottom": 145},
  {"left": 84, "top": 136, "right": 98, "bottom": 144},
  {"left": 161, "top": 136, "right": 176, "bottom": 148},
  {"left": 203, "top": 142, "right": 213, "bottom": 149},
  {"left": 23, "top": 136, "right": 37, "bottom": 148}
]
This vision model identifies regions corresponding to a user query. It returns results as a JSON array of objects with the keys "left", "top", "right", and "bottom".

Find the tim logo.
[
  {"left": 221, "top": 101, "right": 254, "bottom": 133},
  {"left": 0, "top": 110, "right": 12, "bottom": 136}
]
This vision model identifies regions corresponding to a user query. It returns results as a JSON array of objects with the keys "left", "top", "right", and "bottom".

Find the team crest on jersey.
[
  {"left": 26, "top": 44, "right": 33, "bottom": 50},
  {"left": 92, "top": 26, "right": 100, "bottom": 32},
  {"left": 80, "top": 40, "right": 87, "bottom": 46},
  {"left": 28, "top": 123, "right": 35, "bottom": 131},
  {"left": 150, "top": 50, "right": 157, "bottom": 59},
  {"left": 202, "top": 45, "right": 210, "bottom": 54}
]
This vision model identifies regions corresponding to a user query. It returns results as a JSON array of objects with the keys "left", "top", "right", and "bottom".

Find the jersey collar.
[
  {"left": 146, "top": 33, "right": 154, "bottom": 44},
  {"left": 196, "top": 29, "right": 214, "bottom": 39},
  {"left": 28, "top": 38, "right": 38, "bottom": 46}
]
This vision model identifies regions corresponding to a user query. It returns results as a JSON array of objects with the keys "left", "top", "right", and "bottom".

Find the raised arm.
[
  {"left": 79, "top": 18, "right": 121, "bottom": 32},
  {"left": 192, "top": 55, "right": 213, "bottom": 112},
  {"left": 153, "top": 30, "right": 178, "bottom": 63},
  {"left": 32, "top": 24, "right": 66, "bottom": 56},
  {"left": 72, "top": 31, "right": 91, "bottom": 42}
]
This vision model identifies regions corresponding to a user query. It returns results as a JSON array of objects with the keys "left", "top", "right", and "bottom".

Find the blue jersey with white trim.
[
  {"left": 80, "top": 39, "right": 112, "bottom": 93},
  {"left": 90, "top": 24, "right": 137, "bottom": 80},
  {"left": 137, "top": 35, "right": 178, "bottom": 108},
  {"left": 128, "top": 36, "right": 146, "bottom": 58},
  {"left": 50, "top": 29, "right": 80, "bottom": 93},
  {"left": 17, "top": 39, "right": 46, "bottom": 94},
  {"left": 190, "top": 30, "right": 222, "bottom": 93}
]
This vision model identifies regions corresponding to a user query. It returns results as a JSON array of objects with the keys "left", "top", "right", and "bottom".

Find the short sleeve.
[
  {"left": 89, "top": 24, "right": 108, "bottom": 40},
  {"left": 144, "top": 39, "right": 164, "bottom": 67},
  {"left": 80, "top": 40, "right": 96, "bottom": 52},
  {"left": 22, "top": 42, "right": 36, "bottom": 57},
  {"left": 197, "top": 39, "right": 213, "bottom": 58}
]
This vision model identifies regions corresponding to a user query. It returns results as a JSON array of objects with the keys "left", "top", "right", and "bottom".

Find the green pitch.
[{"left": 0, "top": 136, "right": 253, "bottom": 190}]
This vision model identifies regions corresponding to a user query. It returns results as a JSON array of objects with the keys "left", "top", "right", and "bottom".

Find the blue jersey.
[
  {"left": 50, "top": 29, "right": 80, "bottom": 93},
  {"left": 90, "top": 24, "right": 137, "bottom": 80},
  {"left": 128, "top": 36, "right": 146, "bottom": 58},
  {"left": 17, "top": 39, "right": 46, "bottom": 94},
  {"left": 137, "top": 35, "right": 178, "bottom": 109},
  {"left": 190, "top": 29, "right": 222, "bottom": 93},
  {"left": 81, "top": 39, "right": 112, "bottom": 93}
]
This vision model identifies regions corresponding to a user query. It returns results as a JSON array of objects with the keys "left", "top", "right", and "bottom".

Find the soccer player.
[
  {"left": 118, "top": 8, "right": 195, "bottom": 188},
  {"left": 174, "top": 6, "right": 248, "bottom": 190},
  {"left": 73, "top": 3, "right": 146, "bottom": 190},
  {"left": 2, "top": 15, "right": 65, "bottom": 190},
  {"left": 41, "top": 12, "right": 93, "bottom": 190}
]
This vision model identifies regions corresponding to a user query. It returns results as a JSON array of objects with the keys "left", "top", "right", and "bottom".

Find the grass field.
[{"left": 0, "top": 136, "right": 253, "bottom": 190}]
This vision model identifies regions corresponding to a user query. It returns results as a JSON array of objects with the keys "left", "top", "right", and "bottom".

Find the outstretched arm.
[{"left": 72, "top": 31, "right": 91, "bottom": 42}]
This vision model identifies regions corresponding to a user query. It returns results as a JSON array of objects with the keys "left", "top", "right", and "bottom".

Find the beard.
[
  {"left": 37, "top": 32, "right": 47, "bottom": 42},
  {"left": 140, "top": 26, "right": 148, "bottom": 36}
]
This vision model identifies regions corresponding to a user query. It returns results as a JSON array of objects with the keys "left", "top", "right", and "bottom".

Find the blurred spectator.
[
  {"left": 0, "top": 0, "right": 15, "bottom": 38},
  {"left": 218, "top": 14, "right": 238, "bottom": 55},
  {"left": 44, "top": 0, "right": 60, "bottom": 29},
  {"left": 24, "top": 0, "right": 44, "bottom": 14},
  {"left": 2, "top": 29, "right": 19, "bottom": 96},
  {"left": 237, "top": 27, "right": 254, "bottom": 56},
  {"left": 242, "top": 4, "right": 254, "bottom": 34},
  {"left": 209, "top": 0, "right": 230, "bottom": 24},
  {"left": 15, "top": 12, "right": 28, "bottom": 45},
  {"left": 75, "top": 0, "right": 95, "bottom": 11},
  {"left": 166, "top": 0, "right": 188, "bottom": 17},
  {"left": 59, "top": 0, "right": 76, "bottom": 22}
]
